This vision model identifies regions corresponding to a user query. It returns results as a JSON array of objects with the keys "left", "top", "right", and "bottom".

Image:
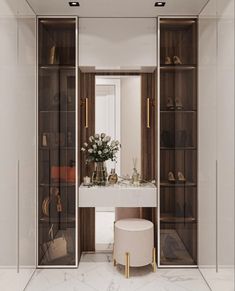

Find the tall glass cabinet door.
[
  {"left": 158, "top": 18, "right": 198, "bottom": 266},
  {"left": 38, "top": 18, "right": 77, "bottom": 267}
]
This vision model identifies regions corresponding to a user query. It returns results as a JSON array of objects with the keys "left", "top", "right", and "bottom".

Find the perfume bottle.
[
  {"left": 132, "top": 158, "right": 140, "bottom": 186},
  {"left": 108, "top": 169, "right": 118, "bottom": 185}
]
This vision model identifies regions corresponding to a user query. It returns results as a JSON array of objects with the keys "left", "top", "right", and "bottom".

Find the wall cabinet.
[
  {"left": 37, "top": 17, "right": 78, "bottom": 267},
  {"left": 157, "top": 18, "right": 198, "bottom": 266}
]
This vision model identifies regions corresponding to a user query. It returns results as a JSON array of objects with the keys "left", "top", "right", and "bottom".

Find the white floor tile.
[{"left": 26, "top": 253, "right": 210, "bottom": 291}]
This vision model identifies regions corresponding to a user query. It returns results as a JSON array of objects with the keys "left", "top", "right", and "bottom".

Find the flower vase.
[{"left": 92, "top": 162, "right": 107, "bottom": 186}]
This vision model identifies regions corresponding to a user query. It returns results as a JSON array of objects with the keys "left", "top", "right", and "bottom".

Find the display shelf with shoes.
[{"left": 159, "top": 17, "right": 198, "bottom": 266}]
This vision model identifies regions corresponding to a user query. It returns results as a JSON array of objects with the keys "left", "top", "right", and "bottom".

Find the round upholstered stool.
[{"left": 113, "top": 218, "right": 156, "bottom": 278}]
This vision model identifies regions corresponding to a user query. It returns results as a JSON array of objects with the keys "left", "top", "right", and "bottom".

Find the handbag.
[
  {"left": 42, "top": 187, "right": 62, "bottom": 216},
  {"left": 42, "top": 224, "right": 67, "bottom": 262}
]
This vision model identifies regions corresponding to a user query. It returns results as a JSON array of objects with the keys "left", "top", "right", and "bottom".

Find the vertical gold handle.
[
  {"left": 147, "top": 98, "right": 150, "bottom": 128},
  {"left": 85, "top": 97, "right": 88, "bottom": 128}
]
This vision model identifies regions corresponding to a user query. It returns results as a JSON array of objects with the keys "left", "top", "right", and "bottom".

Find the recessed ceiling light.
[
  {"left": 155, "top": 1, "right": 166, "bottom": 7},
  {"left": 69, "top": 1, "right": 80, "bottom": 6}
]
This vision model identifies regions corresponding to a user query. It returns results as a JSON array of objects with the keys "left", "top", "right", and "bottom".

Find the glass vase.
[{"left": 92, "top": 162, "right": 107, "bottom": 186}]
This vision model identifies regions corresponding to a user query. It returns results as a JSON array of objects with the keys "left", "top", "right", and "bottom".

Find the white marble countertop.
[{"left": 79, "top": 182, "right": 157, "bottom": 207}]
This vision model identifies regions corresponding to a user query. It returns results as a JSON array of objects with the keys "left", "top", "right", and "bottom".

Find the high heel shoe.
[
  {"left": 168, "top": 171, "right": 176, "bottom": 183},
  {"left": 166, "top": 97, "right": 174, "bottom": 110},
  {"left": 165, "top": 56, "right": 172, "bottom": 65},
  {"left": 175, "top": 98, "right": 183, "bottom": 110},
  {"left": 173, "top": 56, "right": 182, "bottom": 65},
  {"left": 178, "top": 171, "right": 186, "bottom": 183}
]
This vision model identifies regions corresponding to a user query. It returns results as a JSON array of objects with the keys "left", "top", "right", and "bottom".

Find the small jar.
[{"left": 108, "top": 169, "right": 118, "bottom": 185}]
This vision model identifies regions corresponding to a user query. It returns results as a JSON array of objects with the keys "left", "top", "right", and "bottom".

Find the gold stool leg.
[
  {"left": 113, "top": 258, "right": 117, "bottom": 266},
  {"left": 125, "top": 252, "right": 130, "bottom": 278},
  {"left": 152, "top": 247, "right": 156, "bottom": 272}
]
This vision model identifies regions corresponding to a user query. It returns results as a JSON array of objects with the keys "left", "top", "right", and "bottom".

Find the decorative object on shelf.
[
  {"left": 49, "top": 45, "right": 56, "bottom": 64},
  {"left": 92, "top": 162, "right": 107, "bottom": 186},
  {"left": 173, "top": 55, "right": 182, "bottom": 65},
  {"left": 42, "top": 224, "right": 67, "bottom": 263},
  {"left": 165, "top": 56, "right": 172, "bottom": 65},
  {"left": 42, "top": 132, "right": 49, "bottom": 147},
  {"left": 41, "top": 187, "right": 62, "bottom": 217},
  {"left": 132, "top": 158, "right": 140, "bottom": 186},
  {"left": 81, "top": 133, "right": 120, "bottom": 186},
  {"left": 166, "top": 97, "right": 174, "bottom": 110},
  {"left": 83, "top": 176, "right": 91, "bottom": 186},
  {"left": 108, "top": 169, "right": 118, "bottom": 185},
  {"left": 168, "top": 171, "right": 176, "bottom": 183},
  {"left": 175, "top": 98, "right": 183, "bottom": 110},
  {"left": 177, "top": 171, "right": 186, "bottom": 183},
  {"left": 51, "top": 165, "right": 76, "bottom": 183}
]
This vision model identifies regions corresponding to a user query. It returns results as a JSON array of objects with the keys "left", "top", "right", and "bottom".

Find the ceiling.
[{"left": 27, "top": 0, "right": 210, "bottom": 17}]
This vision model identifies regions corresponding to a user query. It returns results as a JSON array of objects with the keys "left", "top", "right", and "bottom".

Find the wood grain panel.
[
  {"left": 79, "top": 71, "right": 96, "bottom": 252},
  {"left": 141, "top": 70, "right": 157, "bottom": 241}
]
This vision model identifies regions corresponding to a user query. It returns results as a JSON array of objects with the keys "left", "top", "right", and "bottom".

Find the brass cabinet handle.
[
  {"left": 85, "top": 98, "right": 88, "bottom": 128},
  {"left": 147, "top": 98, "right": 150, "bottom": 128}
]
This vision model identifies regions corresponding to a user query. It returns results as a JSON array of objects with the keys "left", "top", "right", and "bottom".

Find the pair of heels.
[
  {"left": 166, "top": 97, "right": 183, "bottom": 110},
  {"left": 165, "top": 56, "right": 182, "bottom": 65},
  {"left": 168, "top": 171, "right": 186, "bottom": 183}
]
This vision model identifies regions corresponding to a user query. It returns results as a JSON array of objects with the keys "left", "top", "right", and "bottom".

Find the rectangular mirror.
[{"left": 95, "top": 75, "right": 141, "bottom": 177}]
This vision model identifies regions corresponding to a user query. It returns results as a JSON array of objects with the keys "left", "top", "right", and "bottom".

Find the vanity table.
[{"left": 79, "top": 183, "right": 157, "bottom": 208}]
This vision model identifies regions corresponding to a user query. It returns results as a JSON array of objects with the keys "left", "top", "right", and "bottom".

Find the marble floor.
[{"left": 26, "top": 253, "right": 210, "bottom": 291}]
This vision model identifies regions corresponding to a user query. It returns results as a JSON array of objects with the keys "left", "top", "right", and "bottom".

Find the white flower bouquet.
[{"left": 81, "top": 133, "right": 120, "bottom": 163}]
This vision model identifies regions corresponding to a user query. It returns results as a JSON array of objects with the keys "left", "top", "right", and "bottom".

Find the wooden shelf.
[
  {"left": 160, "top": 147, "right": 196, "bottom": 150},
  {"left": 160, "top": 110, "right": 196, "bottom": 113},
  {"left": 39, "top": 183, "right": 76, "bottom": 187},
  {"left": 39, "top": 147, "right": 75, "bottom": 151},
  {"left": 160, "top": 65, "right": 196, "bottom": 71},
  {"left": 39, "top": 216, "right": 76, "bottom": 223},
  {"left": 40, "top": 110, "right": 75, "bottom": 113},
  {"left": 160, "top": 215, "right": 197, "bottom": 223},
  {"left": 39, "top": 65, "right": 75, "bottom": 70},
  {"left": 160, "top": 182, "right": 197, "bottom": 188}
]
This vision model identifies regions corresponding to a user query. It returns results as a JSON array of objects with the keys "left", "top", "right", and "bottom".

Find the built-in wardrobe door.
[
  {"left": 0, "top": 2, "right": 36, "bottom": 288},
  {"left": 198, "top": 12, "right": 217, "bottom": 279},
  {"left": 79, "top": 71, "right": 96, "bottom": 252},
  {"left": 158, "top": 18, "right": 198, "bottom": 266},
  {"left": 199, "top": 1, "right": 235, "bottom": 289}
]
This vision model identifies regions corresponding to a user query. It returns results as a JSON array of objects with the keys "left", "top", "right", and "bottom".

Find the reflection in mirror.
[
  {"left": 95, "top": 76, "right": 141, "bottom": 178},
  {"left": 95, "top": 75, "right": 141, "bottom": 251}
]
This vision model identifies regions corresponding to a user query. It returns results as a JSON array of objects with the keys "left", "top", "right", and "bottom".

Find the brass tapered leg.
[
  {"left": 152, "top": 247, "right": 156, "bottom": 272},
  {"left": 125, "top": 252, "right": 130, "bottom": 278},
  {"left": 113, "top": 258, "right": 117, "bottom": 266}
]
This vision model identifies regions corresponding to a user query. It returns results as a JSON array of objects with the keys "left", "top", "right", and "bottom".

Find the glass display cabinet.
[
  {"left": 37, "top": 17, "right": 78, "bottom": 267},
  {"left": 158, "top": 18, "right": 198, "bottom": 266}
]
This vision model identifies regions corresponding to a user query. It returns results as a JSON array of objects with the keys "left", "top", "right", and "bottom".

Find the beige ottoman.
[{"left": 113, "top": 218, "right": 156, "bottom": 278}]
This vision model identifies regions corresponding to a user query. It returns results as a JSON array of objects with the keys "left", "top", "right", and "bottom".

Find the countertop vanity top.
[{"left": 79, "top": 182, "right": 157, "bottom": 207}]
